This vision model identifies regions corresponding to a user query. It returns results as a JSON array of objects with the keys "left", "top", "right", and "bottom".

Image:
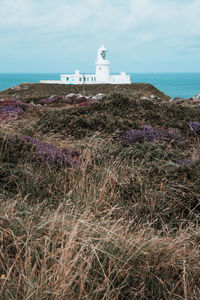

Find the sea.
[{"left": 0, "top": 73, "right": 200, "bottom": 99}]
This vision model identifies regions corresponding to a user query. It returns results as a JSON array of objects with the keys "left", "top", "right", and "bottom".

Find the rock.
[
  {"left": 141, "top": 96, "right": 149, "bottom": 101},
  {"left": 95, "top": 93, "right": 105, "bottom": 100},
  {"left": 66, "top": 93, "right": 76, "bottom": 99},
  {"left": 92, "top": 93, "right": 105, "bottom": 101},
  {"left": 76, "top": 94, "right": 83, "bottom": 99},
  {"left": 170, "top": 97, "right": 181, "bottom": 102},
  {"left": 169, "top": 97, "right": 185, "bottom": 103},
  {"left": 151, "top": 94, "right": 162, "bottom": 100},
  {"left": 193, "top": 94, "right": 200, "bottom": 102}
]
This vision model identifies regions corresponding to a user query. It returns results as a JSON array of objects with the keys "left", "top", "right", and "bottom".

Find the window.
[
  {"left": 101, "top": 50, "right": 106, "bottom": 60},
  {"left": 91, "top": 77, "right": 93, "bottom": 82},
  {"left": 79, "top": 77, "right": 82, "bottom": 81},
  {"left": 99, "top": 67, "right": 102, "bottom": 71},
  {"left": 66, "top": 77, "right": 69, "bottom": 81},
  {"left": 84, "top": 77, "right": 86, "bottom": 82},
  {"left": 87, "top": 78, "right": 89, "bottom": 81}
]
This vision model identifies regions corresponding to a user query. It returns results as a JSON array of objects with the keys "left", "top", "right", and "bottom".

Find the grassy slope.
[
  {"left": 0, "top": 82, "right": 170, "bottom": 102},
  {"left": 0, "top": 83, "right": 200, "bottom": 299}
]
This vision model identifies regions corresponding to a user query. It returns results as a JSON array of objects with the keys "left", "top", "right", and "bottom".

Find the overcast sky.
[{"left": 0, "top": 0, "right": 200, "bottom": 73}]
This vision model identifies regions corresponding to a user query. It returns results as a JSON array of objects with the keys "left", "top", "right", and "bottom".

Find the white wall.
[
  {"left": 110, "top": 74, "right": 131, "bottom": 84},
  {"left": 96, "top": 64, "right": 110, "bottom": 83},
  {"left": 40, "top": 73, "right": 130, "bottom": 85}
]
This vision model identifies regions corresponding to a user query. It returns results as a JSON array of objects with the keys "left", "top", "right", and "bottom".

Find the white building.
[{"left": 40, "top": 45, "right": 131, "bottom": 85}]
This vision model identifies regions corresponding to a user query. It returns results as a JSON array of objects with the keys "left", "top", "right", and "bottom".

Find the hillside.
[
  {"left": 0, "top": 83, "right": 200, "bottom": 299},
  {"left": 0, "top": 82, "right": 170, "bottom": 102}
]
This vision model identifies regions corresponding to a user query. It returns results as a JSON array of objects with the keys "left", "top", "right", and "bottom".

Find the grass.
[
  {"left": 1, "top": 196, "right": 200, "bottom": 299},
  {"left": 0, "top": 88, "right": 200, "bottom": 299}
]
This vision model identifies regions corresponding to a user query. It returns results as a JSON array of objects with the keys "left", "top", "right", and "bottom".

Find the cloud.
[
  {"left": 0, "top": 0, "right": 200, "bottom": 72},
  {"left": 1, "top": 0, "right": 200, "bottom": 45}
]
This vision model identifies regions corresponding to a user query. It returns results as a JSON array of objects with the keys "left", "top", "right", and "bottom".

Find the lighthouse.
[
  {"left": 40, "top": 45, "right": 131, "bottom": 85},
  {"left": 95, "top": 45, "right": 110, "bottom": 83}
]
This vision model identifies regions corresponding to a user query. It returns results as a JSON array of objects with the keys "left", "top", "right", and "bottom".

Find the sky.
[{"left": 0, "top": 0, "right": 200, "bottom": 73}]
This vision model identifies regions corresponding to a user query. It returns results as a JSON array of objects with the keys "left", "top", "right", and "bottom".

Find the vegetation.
[
  {"left": 0, "top": 83, "right": 200, "bottom": 299},
  {"left": 36, "top": 94, "right": 200, "bottom": 138}
]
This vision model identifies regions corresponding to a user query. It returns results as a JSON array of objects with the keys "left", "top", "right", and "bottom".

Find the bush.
[
  {"left": 36, "top": 93, "right": 200, "bottom": 138},
  {"left": 0, "top": 98, "right": 27, "bottom": 121}
]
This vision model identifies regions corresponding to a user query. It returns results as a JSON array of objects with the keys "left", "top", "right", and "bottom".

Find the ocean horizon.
[{"left": 0, "top": 72, "right": 200, "bottom": 99}]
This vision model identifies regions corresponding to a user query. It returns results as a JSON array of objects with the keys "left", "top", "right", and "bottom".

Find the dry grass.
[
  {"left": 0, "top": 133, "right": 200, "bottom": 299},
  {"left": 1, "top": 197, "right": 200, "bottom": 299}
]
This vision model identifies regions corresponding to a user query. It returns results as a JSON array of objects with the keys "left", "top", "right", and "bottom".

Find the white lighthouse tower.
[
  {"left": 40, "top": 45, "right": 131, "bottom": 85},
  {"left": 95, "top": 45, "right": 110, "bottom": 83}
]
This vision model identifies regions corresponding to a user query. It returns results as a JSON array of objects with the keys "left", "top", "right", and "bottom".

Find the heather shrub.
[
  {"left": 67, "top": 95, "right": 88, "bottom": 104},
  {"left": 0, "top": 134, "right": 35, "bottom": 164},
  {"left": 11, "top": 135, "right": 81, "bottom": 167},
  {"left": 189, "top": 121, "right": 200, "bottom": 134},
  {"left": 36, "top": 93, "right": 200, "bottom": 138},
  {"left": 40, "top": 95, "right": 62, "bottom": 104},
  {"left": 0, "top": 134, "right": 80, "bottom": 200},
  {"left": 0, "top": 134, "right": 80, "bottom": 167},
  {"left": 77, "top": 100, "right": 91, "bottom": 106},
  {"left": 121, "top": 125, "right": 182, "bottom": 145},
  {"left": 0, "top": 135, "right": 36, "bottom": 196},
  {"left": 159, "top": 104, "right": 200, "bottom": 132},
  {"left": 0, "top": 135, "right": 75, "bottom": 202},
  {"left": 0, "top": 98, "right": 27, "bottom": 120},
  {"left": 178, "top": 159, "right": 194, "bottom": 166}
]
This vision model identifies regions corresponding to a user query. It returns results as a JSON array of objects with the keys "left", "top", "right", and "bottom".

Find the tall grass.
[
  {"left": 1, "top": 195, "right": 200, "bottom": 299},
  {"left": 1, "top": 132, "right": 200, "bottom": 299}
]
